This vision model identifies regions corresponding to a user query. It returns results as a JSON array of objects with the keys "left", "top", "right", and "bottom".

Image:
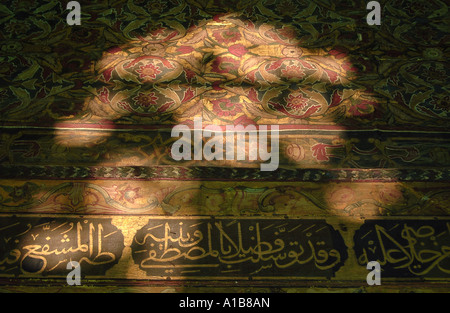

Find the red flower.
[
  {"left": 272, "top": 93, "right": 321, "bottom": 118},
  {"left": 324, "top": 69, "right": 339, "bottom": 83},
  {"left": 281, "top": 65, "right": 305, "bottom": 79},
  {"left": 228, "top": 44, "right": 247, "bottom": 57},
  {"left": 212, "top": 28, "right": 241, "bottom": 44},
  {"left": 286, "top": 93, "right": 309, "bottom": 111},
  {"left": 132, "top": 92, "right": 158, "bottom": 108},
  {"left": 212, "top": 99, "right": 243, "bottom": 117},
  {"left": 211, "top": 56, "right": 240, "bottom": 74},
  {"left": 136, "top": 63, "right": 162, "bottom": 81}
]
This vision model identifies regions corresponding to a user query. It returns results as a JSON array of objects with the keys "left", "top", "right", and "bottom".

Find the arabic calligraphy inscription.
[
  {"left": 131, "top": 218, "right": 347, "bottom": 278},
  {"left": 0, "top": 217, "right": 124, "bottom": 276},
  {"left": 354, "top": 219, "right": 450, "bottom": 277}
]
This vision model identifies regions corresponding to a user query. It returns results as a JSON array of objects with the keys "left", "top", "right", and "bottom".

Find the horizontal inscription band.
[{"left": 1, "top": 215, "right": 449, "bottom": 280}]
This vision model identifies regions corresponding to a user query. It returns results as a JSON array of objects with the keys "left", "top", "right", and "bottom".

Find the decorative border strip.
[{"left": 1, "top": 165, "right": 449, "bottom": 182}]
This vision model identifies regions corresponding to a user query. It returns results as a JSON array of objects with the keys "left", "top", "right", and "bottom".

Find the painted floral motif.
[
  {"left": 211, "top": 98, "right": 243, "bottom": 117},
  {"left": 177, "top": 46, "right": 194, "bottom": 54},
  {"left": 142, "top": 23, "right": 168, "bottom": 38},
  {"left": 0, "top": 1, "right": 445, "bottom": 128},
  {"left": 430, "top": 95, "right": 450, "bottom": 116},
  {"left": 286, "top": 93, "right": 309, "bottom": 111},
  {"left": 144, "top": 0, "right": 167, "bottom": 14},
  {"left": 282, "top": 46, "right": 303, "bottom": 58},
  {"left": 117, "top": 186, "right": 142, "bottom": 204},
  {"left": 281, "top": 93, "right": 321, "bottom": 118},
  {"left": 7, "top": 183, "right": 38, "bottom": 203},
  {"left": 0, "top": 41, "right": 22, "bottom": 54},
  {"left": 277, "top": 26, "right": 299, "bottom": 41},
  {"left": 0, "top": 1, "right": 449, "bottom": 292},
  {"left": 347, "top": 99, "right": 379, "bottom": 117},
  {"left": 69, "top": 28, "right": 101, "bottom": 44},
  {"left": 4, "top": 20, "right": 30, "bottom": 38},
  {"left": 143, "top": 44, "right": 166, "bottom": 56},
  {"left": 285, "top": 143, "right": 305, "bottom": 162},
  {"left": 132, "top": 92, "right": 159, "bottom": 109},
  {"left": 12, "top": 0, "right": 38, "bottom": 10},
  {"left": 136, "top": 63, "right": 162, "bottom": 81},
  {"left": 211, "top": 56, "right": 240, "bottom": 74},
  {"left": 98, "top": 87, "right": 110, "bottom": 104},
  {"left": 281, "top": 65, "right": 305, "bottom": 80},
  {"left": 228, "top": 44, "right": 247, "bottom": 57},
  {"left": 0, "top": 0, "right": 448, "bottom": 173},
  {"left": 212, "top": 28, "right": 242, "bottom": 44},
  {"left": 275, "top": 0, "right": 299, "bottom": 17}
]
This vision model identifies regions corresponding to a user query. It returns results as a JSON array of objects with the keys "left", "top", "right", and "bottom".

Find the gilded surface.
[{"left": 0, "top": 0, "right": 449, "bottom": 292}]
